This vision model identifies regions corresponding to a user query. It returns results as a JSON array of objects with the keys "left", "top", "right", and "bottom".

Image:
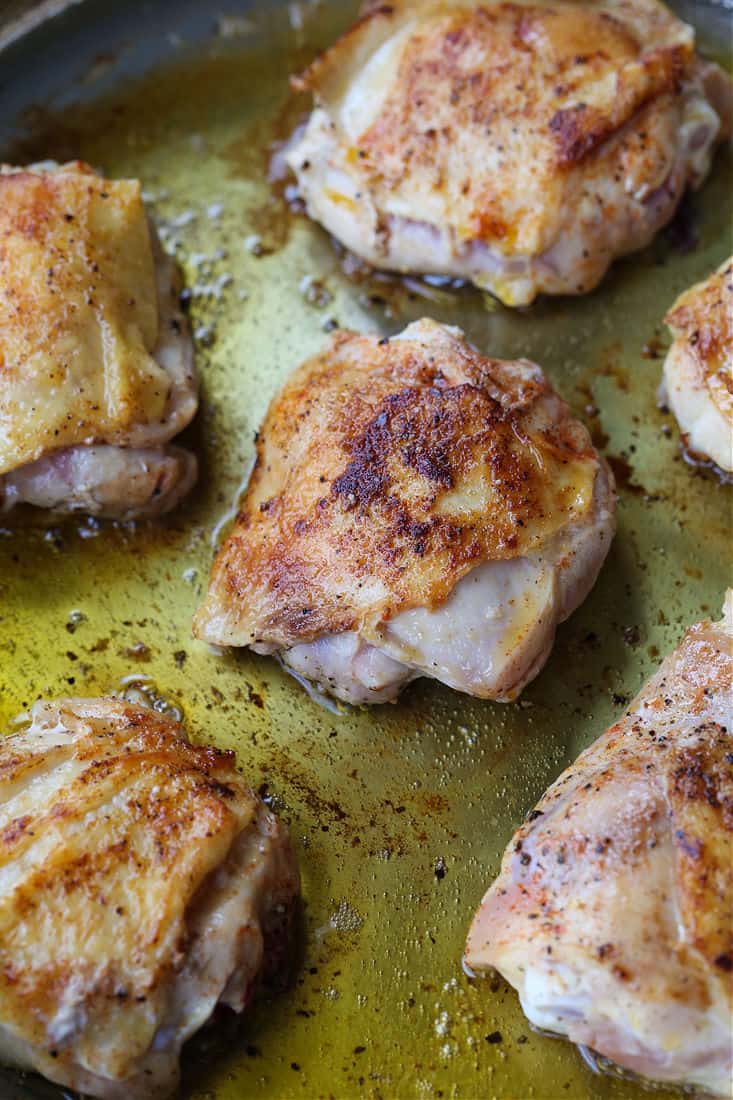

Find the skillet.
[{"left": 0, "top": 1, "right": 731, "bottom": 1096}]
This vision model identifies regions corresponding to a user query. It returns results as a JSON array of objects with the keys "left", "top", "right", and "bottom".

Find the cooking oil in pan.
[{"left": 0, "top": 2, "right": 731, "bottom": 1098}]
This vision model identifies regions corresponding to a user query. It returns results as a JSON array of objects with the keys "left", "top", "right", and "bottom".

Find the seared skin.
[
  {"left": 662, "top": 257, "right": 733, "bottom": 474},
  {"left": 195, "top": 319, "right": 615, "bottom": 703},
  {"left": 0, "top": 162, "right": 198, "bottom": 518},
  {"left": 0, "top": 699, "right": 299, "bottom": 1100},
  {"left": 466, "top": 595, "right": 733, "bottom": 1097},
  {"left": 287, "top": 0, "right": 732, "bottom": 305}
]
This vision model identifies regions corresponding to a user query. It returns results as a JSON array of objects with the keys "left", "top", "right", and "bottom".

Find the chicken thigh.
[
  {"left": 194, "top": 319, "right": 615, "bottom": 704},
  {"left": 465, "top": 595, "right": 733, "bottom": 1097},
  {"left": 0, "top": 698, "right": 299, "bottom": 1100},
  {"left": 287, "top": 0, "right": 732, "bottom": 306},
  {"left": 661, "top": 257, "right": 732, "bottom": 474},
  {"left": 0, "top": 162, "right": 198, "bottom": 519}
]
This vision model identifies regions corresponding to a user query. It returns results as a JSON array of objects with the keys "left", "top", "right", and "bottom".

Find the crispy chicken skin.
[
  {"left": 661, "top": 257, "right": 733, "bottom": 474},
  {"left": 0, "top": 698, "right": 299, "bottom": 1100},
  {"left": 0, "top": 162, "right": 198, "bottom": 518},
  {"left": 194, "top": 319, "right": 615, "bottom": 704},
  {"left": 287, "top": 0, "right": 732, "bottom": 306},
  {"left": 465, "top": 594, "right": 733, "bottom": 1097}
]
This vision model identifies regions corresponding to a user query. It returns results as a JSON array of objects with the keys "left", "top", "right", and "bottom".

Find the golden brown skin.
[
  {"left": 194, "top": 319, "right": 605, "bottom": 652},
  {"left": 662, "top": 257, "right": 733, "bottom": 473},
  {"left": 0, "top": 161, "right": 198, "bottom": 516},
  {"left": 288, "top": 0, "right": 732, "bottom": 305},
  {"left": 466, "top": 595, "right": 733, "bottom": 1096},
  {"left": 1, "top": 163, "right": 170, "bottom": 471},
  {"left": 0, "top": 698, "right": 299, "bottom": 1100}
]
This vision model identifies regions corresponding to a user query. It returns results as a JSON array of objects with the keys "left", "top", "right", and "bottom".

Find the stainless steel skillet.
[{"left": 0, "top": 1, "right": 731, "bottom": 1096}]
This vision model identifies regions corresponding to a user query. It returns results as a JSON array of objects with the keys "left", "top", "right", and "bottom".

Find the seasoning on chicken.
[
  {"left": 0, "top": 698, "right": 299, "bottom": 1100},
  {"left": 661, "top": 257, "right": 733, "bottom": 474},
  {"left": 286, "top": 0, "right": 732, "bottom": 306},
  {"left": 465, "top": 594, "right": 733, "bottom": 1098},
  {"left": 0, "top": 162, "right": 198, "bottom": 518},
  {"left": 194, "top": 319, "right": 615, "bottom": 704}
]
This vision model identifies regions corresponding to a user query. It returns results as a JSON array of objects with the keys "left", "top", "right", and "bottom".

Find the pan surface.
[{"left": 0, "top": 1, "right": 731, "bottom": 1097}]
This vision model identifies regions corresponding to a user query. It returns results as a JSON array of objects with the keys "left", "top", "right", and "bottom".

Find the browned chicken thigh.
[
  {"left": 0, "top": 698, "right": 299, "bottom": 1100},
  {"left": 0, "top": 162, "right": 198, "bottom": 518},
  {"left": 287, "top": 0, "right": 732, "bottom": 306},
  {"left": 466, "top": 594, "right": 733, "bottom": 1097},
  {"left": 661, "top": 257, "right": 733, "bottom": 474},
  {"left": 195, "top": 319, "right": 615, "bottom": 704}
]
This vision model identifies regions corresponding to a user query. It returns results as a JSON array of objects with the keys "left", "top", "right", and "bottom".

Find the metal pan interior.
[{"left": 0, "top": 1, "right": 731, "bottom": 1097}]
